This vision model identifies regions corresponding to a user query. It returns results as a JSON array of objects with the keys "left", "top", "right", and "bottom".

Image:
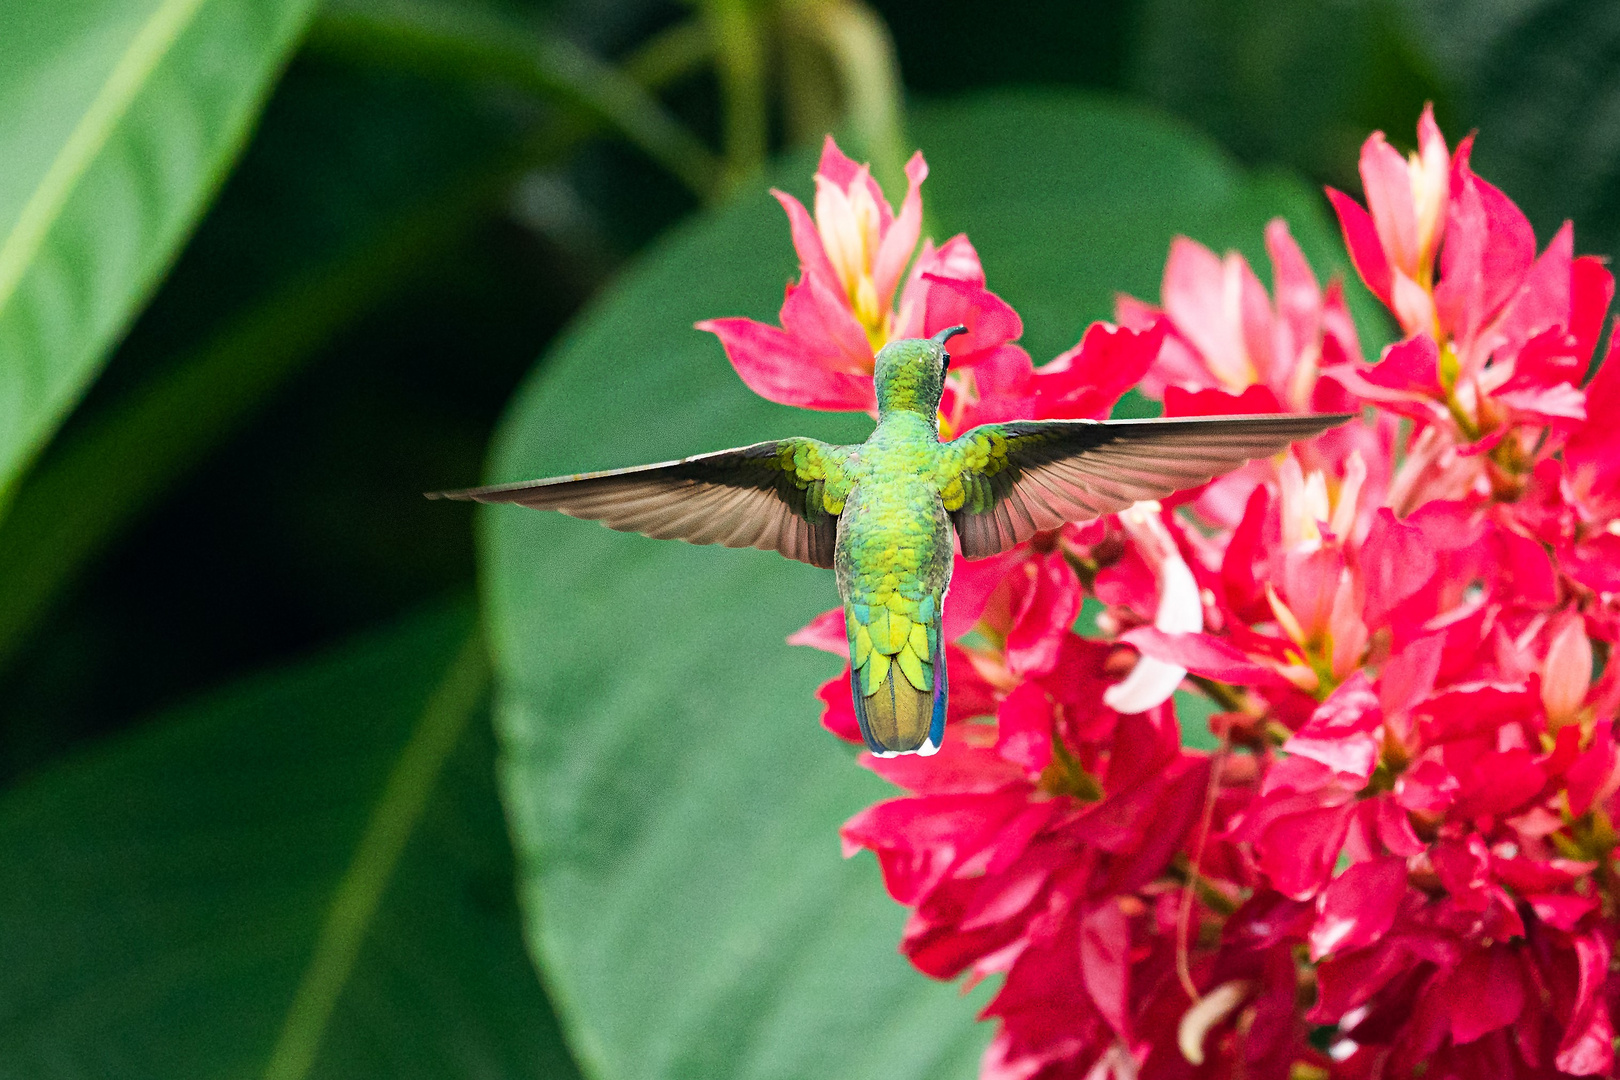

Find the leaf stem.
[
  {"left": 702, "top": 0, "right": 769, "bottom": 190},
  {"left": 307, "top": 0, "right": 721, "bottom": 198},
  {"left": 260, "top": 628, "right": 490, "bottom": 1080},
  {"left": 783, "top": 0, "right": 906, "bottom": 190}
]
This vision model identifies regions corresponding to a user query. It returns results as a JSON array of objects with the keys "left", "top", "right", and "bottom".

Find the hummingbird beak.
[{"left": 930, "top": 324, "right": 969, "bottom": 347}]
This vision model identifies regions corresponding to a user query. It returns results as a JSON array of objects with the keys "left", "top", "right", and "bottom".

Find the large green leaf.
[
  {"left": 0, "top": 603, "right": 580, "bottom": 1080},
  {"left": 484, "top": 89, "right": 1370, "bottom": 1080},
  {"left": 0, "top": 0, "right": 320, "bottom": 510}
]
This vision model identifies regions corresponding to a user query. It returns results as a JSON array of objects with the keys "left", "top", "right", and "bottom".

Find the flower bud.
[{"left": 1542, "top": 614, "right": 1593, "bottom": 726}]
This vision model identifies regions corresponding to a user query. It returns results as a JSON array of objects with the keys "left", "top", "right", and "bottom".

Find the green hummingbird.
[{"left": 432, "top": 327, "right": 1348, "bottom": 757}]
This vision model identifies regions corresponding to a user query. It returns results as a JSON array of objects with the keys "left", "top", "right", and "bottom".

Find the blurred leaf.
[
  {"left": 0, "top": 0, "right": 321, "bottom": 512},
  {"left": 0, "top": 602, "right": 582, "bottom": 1080},
  {"left": 482, "top": 89, "right": 1368, "bottom": 1080},
  {"left": 307, "top": 0, "right": 721, "bottom": 198},
  {"left": 1447, "top": 0, "right": 1620, "bottom": 259},
  {"left": 1129, "top": 0, "right": 1447, "bottom": 190},
  {"left": 0, "top": 59, "right": 535, "bottom": 680}
]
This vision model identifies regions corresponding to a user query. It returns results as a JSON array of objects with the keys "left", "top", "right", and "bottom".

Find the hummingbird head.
[{"left": 873, "top": 325, "right": 968, "bottom": 419}]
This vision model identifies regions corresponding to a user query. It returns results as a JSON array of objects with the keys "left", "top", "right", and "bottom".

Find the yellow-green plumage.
[{"left": 832, "top": 347, "right": 956, "bottom": 756}]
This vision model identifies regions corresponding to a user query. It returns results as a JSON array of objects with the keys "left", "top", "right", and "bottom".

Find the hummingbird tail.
[{"left": 849, "top": 619, "right": 947, "bottom": 757}]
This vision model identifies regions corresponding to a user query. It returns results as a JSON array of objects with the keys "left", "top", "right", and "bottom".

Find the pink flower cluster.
[{"left": 713, "top": 120, "right": 1620, "bottom": 1079}]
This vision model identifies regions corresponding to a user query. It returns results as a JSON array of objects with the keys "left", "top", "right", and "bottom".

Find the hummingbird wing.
[
  {"left": 427, "top": 439, "right": 851, "bottom": 568},
  {"left": 943, "top": 413, "right": 1353, "bottom": 558}
]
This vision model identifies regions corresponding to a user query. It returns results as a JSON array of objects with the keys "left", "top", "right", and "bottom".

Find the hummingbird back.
[{"left": 833, "top": 451, "right": 953, "bottom": 756}]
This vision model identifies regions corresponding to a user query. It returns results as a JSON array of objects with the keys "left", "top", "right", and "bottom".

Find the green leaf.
[
  {"left": 483, "top": 90, "right": 1368, "bottom": 1080},
  {"left": 0, "top": 603, "right": 581, "bottom": 1080},
  {"left": 0, "top": 0, "right": 321, "bottom": 511},
  {"left": 0, "top": 59, "right": 537, "bottom": 677}
]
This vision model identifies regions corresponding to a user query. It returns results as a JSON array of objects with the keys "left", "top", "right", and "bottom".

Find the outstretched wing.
[
  {"left": 943, "top": 413, "right": 1352, "bottom": 558},
  {"left": 428, "top": 439, "right": 852, "bottom": 568}
]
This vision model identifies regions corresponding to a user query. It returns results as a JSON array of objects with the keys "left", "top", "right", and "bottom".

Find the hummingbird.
[{"left": 431, "top": 326, "right": 1349, "bottom": 757}]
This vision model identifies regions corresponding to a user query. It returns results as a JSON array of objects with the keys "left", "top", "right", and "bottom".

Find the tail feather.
[{"left": 849, "top": 606, "right": 946, "bottom": 757}]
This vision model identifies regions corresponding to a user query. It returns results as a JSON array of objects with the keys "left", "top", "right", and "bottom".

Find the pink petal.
[
  {"left": 814, "top": 135, "right": 889, "bottom": 230},
  {"left": 1036, "top": 320, "right": 1165, "bottom": 420},
  {"left": 1494, "top": 382, "right": 1588, "bottom": 426},
  {"left": 1320, "top": 280, "right": 1367, "bottom": 367},
  {"left": 1327, "top": 186, "right": 1393, "bottom": 305},
  {"left": 1499, "top": 326, "right": 1585, "bottom": 393},
  {"left": 1391, "top": 269, "right": 1437, "bottom": 336},
  {"left": 1005, "top": 552, "right": 1081, "bottom": 676},
  {"left": 994, "top": 682, "right": 1053, "bottom": 775},
  {"left": 1564, "top": 331, "right": 1620, "bottom": 479},
  {"left": 1252, "top": 794, "right": 1357, "bottom": 900},
  {"left": 1163, "top": 382, "right": 1281, "bottom": 419},
  {"left": 839, "top": 788, "right": 1028, "bottom": 902},
  {"left": 1358, "top": 508, "right": 1439, "bottom": 630},
  {"left": 779, "top": 276, "right": 876, "bottom": 373},
  {"left": 1375, "top": 797, "right": 1426, "bottom": 856},
  {"left": 1563, "top": 723, "right": 1615, "bottom": 817},
  {"left": 1491, "top": 525, "right": 1558, "bottom": 608},
  {"left": 1120, "top": 628, "right": 1289, "bottom": 687},
  {"left": 1360, "top": 130, "right": 1421, "bottom": 276},
  {"left": 896, "top": 236, "right": 986, "bottom": 339},
  {"left": 771, "top": 189, "right": 841, "bottom": 297},
  {"left": 1363, "top": 333, "right": 1442, "bottom": 396},
  {"left": 1265, "top": 218, "right": 1323, "bottom": 401},
  {"left": 922, "top": 274, "right": 1023, "bottom": 365},
  {"left": 865, "top": 734, "right": 1027, "bottom": 795},
  {"left": 1309, "top": 855, "right": 1407, "bottom": 960},
  {"left": 945, "top": 345, "right": 1038, "bottom": 429},
  {"left": 1285, "top": 731, "right": 1379, "bottom": 783},
  {"left": 871, "top": 151, "right": 927, "bottom": 309},
  {"left": 1435, "top": 152, "right": 1537, "bottom": 356},
  {"left": 1444, "top": 947, "right": 1525, "bottom": 1044},
  {"left": 787, "top": 607, "right": 847, "bottom": 653},
  {"left": 697, "top": 317, "right": 876, "bottom": 411},
  {"left": 1571, "top": 255, "right": 1614, "bottom": 363},
  {"left": 1431, "top": 834, "right": 1491, "bottom": 911},
  {"left": 1394, "top": 756, "right": 1458, "bottom": 813},
  {"left": 1564, "top": 533, "right": 1620, "bottom": 594},
  {"left": 1556, "top": 933, "right": 1614, "bottom": 1075},
  {"left": 1493, "top": 221, "right": 1573, "bottom": 365},
  {"left": 921, "top": 233, "right": 987, "bottom": 284},
  {"left": 1379, "top": 632, "right": 1443, "bottom": 721},
  {"left": 943, "top": 549, "right": 1026, "bottom": 640},
  {"left": 1527, "top": 892, "right": 1598, "bottom": 932},
  {"left": 816, "top": 671, "right": 862, "bottom": 743},
  {"left": 1105, "top": 505, "right": 1202, "bottom": 714},
  {"left": 1299, "top": 670, "right": 1383, "bottom": 738},
  {"left": 1452, "top": 746, "right": 1546, "bottom": 817},
  {"left": 1113, "top": 291, "right": 1159, "bottom": 331},
  {"left": 1415, "top": 681, "right": 1537, "bottom": 744},
  {"left": 1079, "top": 901, "right": 1132, "bottom": 1042},
  {"left": 1162, "top": 236, "right": 1253, "bottom": 387}
]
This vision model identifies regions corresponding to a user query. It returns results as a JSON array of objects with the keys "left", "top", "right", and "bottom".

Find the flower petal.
[
  {"left": 697, "top": 316, "right": 876, "bottom": 411},
  {"left": 871, "top": 151, "right": 927, "bottom": 309},
  {"left": 1309, "top": 855, "right": 1406, "bottom": 960},
  {"left": 1327, "top": 186, "right": 1393, "bottom": 305}
]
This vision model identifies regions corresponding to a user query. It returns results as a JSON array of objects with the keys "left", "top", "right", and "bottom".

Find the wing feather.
[
  {"left": 427, "top": 439, "right": 850, "bottom": 568},
  {"left": 947, "top": 413, "right": 1352, "bottom": 558}
]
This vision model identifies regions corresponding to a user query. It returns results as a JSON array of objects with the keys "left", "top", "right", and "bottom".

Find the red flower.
[
  {"left": 697, "top": 137, "right": 1021, "bottom": 412},
  {"left": 752, "top": 112, "right": 1620, "bottom": 1079}
]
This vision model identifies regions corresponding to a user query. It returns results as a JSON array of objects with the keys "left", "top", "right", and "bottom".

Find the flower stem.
[{"left": 703, "top": 0, "right": 769, "bottom": 191}]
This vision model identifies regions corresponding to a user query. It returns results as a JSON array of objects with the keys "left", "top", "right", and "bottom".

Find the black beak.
[{"left": 931, "top": 324, "right": 969, "bottom": 347}]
